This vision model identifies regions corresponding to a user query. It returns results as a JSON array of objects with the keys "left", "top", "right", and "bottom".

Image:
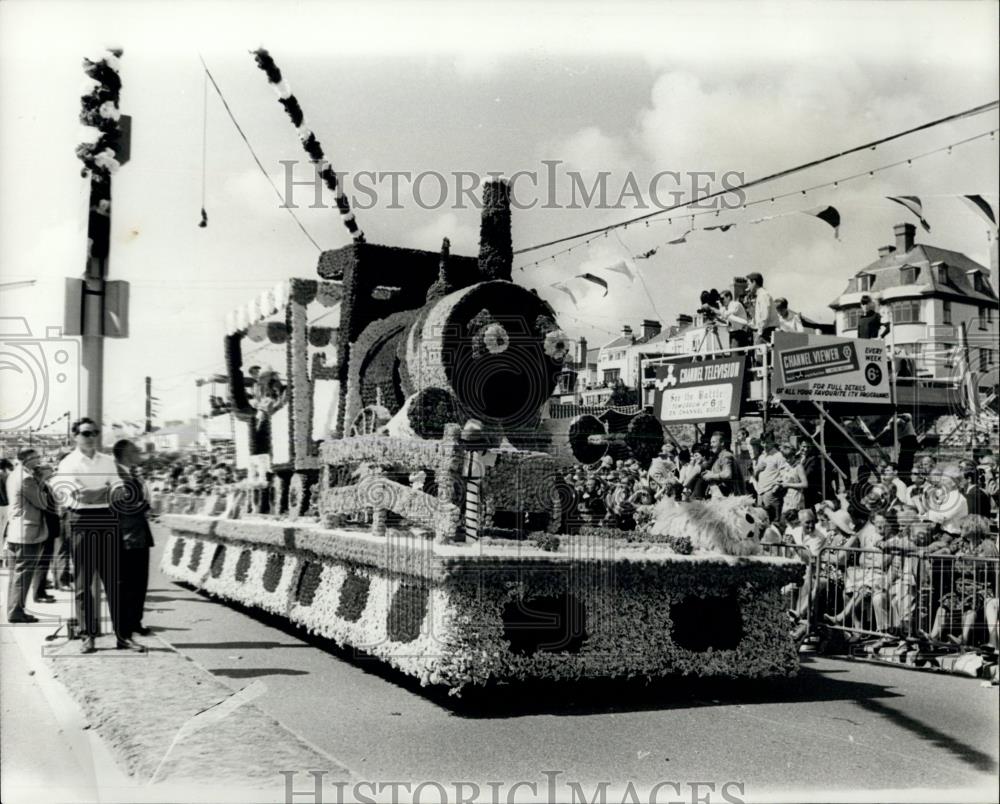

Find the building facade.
[{"left": 829, "top": 223, "right": 999, "bottom": 379}]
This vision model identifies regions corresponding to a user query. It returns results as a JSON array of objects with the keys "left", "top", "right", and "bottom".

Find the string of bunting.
[
  {"left": 251, "top": 48, "right": 365, "bottom": 243},
  {"left": 76, "top": 48, "right": 123, "bottom": 181},
  {"left": 539, "top": 191, "right": 997, "bottom": 309},
  {"left": 517, "top": 127, "right": 998, "bottom": 273},
  {"left": 514, "top": 99, "right": 999, "bottom": 258},
  {"left": 30, "top": 410, "right": 71, "bottom": 433}
]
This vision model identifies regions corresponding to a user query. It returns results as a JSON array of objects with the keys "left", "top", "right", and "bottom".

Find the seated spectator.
[
  {"left": 824, "top": 510, "right": 890, "bottom": 632},
  {"left": 924, "top": 465, "right": 969, "bottom": 537},
  {"left": 923, "top": 515, "right": 999, "bottom": 649},
  {"left": 789, "top": 508, "right": 830, "bottom": 621},
  {"left": 762, "top": 508, "right": 799, "bottom": 551},
  {"left": 680, "top": 445, "right": 710, "bottom": 500}
]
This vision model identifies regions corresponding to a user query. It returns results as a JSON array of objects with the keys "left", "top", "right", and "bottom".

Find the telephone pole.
[{"left": 145, "top": 376, "right": 153, "bottom": 433}]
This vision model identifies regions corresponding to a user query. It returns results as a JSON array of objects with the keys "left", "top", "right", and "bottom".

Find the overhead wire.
[
  {"left": 513, "top": 99, "right": 999, "bottom": 258},
  {"left": 517, "top": 125, "right": 998, "bottom": 271},
  {"left": 198, "top": 53, "right": 323, "bottom": 252}
]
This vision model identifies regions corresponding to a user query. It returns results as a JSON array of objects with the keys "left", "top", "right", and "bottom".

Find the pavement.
[{"left": 3, "top": 523, "right": 999, "bottom": 803}]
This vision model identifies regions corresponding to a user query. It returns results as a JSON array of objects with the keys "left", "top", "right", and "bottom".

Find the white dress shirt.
[{"left": 54, "top": 448, "right": 119, "bottom": 510}]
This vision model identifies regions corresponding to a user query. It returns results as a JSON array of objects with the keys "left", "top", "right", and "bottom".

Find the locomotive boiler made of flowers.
[{"left": 221, "top": 179, "right": 590, "bottom": 539}]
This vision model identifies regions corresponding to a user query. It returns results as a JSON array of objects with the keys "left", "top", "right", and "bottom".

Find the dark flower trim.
[
  {"left": 210, "top": 544, "right": 227, "bottom": 578},
  {"left": 187, "top": 540, "right": 204, "bottom": 572},
  {"left": 336, "top": 570, "right": 371, "bottom": 622},
  {"left": 235, "top": 548, "right": 253, "bottom": 583},
  {"left": 387, "top": 582, "right": 429, "bottom": 644},
  {"left": 263, "top": 553, "right": 285, "bottom": 593}
]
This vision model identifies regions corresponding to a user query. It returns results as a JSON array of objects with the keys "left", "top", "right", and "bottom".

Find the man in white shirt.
[
  {"left": 746, "top": 272, "right": 780, "bottom": 345},
  {"left": 774, "top": 297, "right": 805, "bottom": 333},
  {"left": 55, "top": 417, "right": 144, "bottom": 653},
  {"left": 718, "top": 289, "right": 751, "bottom": 349}
]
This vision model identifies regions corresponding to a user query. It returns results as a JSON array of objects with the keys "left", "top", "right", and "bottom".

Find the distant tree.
[{"left": 608, "top": 380, "right": 637, "bottom": 407}]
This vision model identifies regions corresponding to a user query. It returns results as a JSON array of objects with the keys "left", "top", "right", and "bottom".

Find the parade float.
[{"left": 159, "top": 51, "right": 803, "bottom": 694}]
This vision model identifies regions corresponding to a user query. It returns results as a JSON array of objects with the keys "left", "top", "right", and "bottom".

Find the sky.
[{"left": 1, "top": 0, "right": 998, "bottom": 432}]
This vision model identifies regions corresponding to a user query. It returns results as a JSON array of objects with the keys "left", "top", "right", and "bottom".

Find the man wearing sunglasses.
[{"left": 54, "top": 418, "right": 144, "bottom": 653}]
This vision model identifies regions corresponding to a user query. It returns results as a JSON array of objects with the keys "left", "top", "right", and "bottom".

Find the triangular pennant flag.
[
  {"left": 887, "top": 196, "right": 931, "bottom": 233},
  {"left": 802, "top": 205, "right": 841, "bottom": 239},
  {"left": 959, "top": 195, "right": 997, "bottom": 227},
  {"left": 576, "top": 273, "right": 609, "bottom": 296},
  {"left": 636, "top": 247, "right": 658, "bottom": 260},
  {"left": 704, "top": 223, "right": 735, "bottom": 232},
  {"left": 602, "top": 260, "right": 635, "bottom": 282},
  {"left": 667, "top": 229, "right": 692, "bottom": 245},
  {"left": 551, "top": 281, "right": 578, "bottom": 306}
]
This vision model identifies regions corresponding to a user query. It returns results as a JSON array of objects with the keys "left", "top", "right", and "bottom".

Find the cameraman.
[{"left": 718, "top": 289, "right": 752, "bottom": 348}]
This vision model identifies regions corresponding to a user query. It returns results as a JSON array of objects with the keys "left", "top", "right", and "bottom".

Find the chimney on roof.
[
  {"left": 622, "top": 324, "right": 633, "bottom": 341},
  {"left": 641, "top": 319, "right": 661, "bottom": 340},
  {"left": 732, "top": 276, "right": 748, "bottom": 301},
  {"left": 676, "top": 314, "right": 693, "bottom": 327},
  {"left": 878, "top": 245, "right": 896, "bottom": 259},
  {"left": 577, "top": 336, "right": 587, "bottom": 364},
  {"left": 894, "top": 223, "right": 916, "bottom": 254}
]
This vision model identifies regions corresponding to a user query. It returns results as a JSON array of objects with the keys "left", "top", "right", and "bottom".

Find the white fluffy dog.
[{"left": 646, "top": 495, "right": 766, "bottom": 556}]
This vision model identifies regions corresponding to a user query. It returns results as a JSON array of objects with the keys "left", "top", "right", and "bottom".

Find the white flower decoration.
[
  {"left": 543, "top": 329, "right": 569, "bottom": 361},
  {"left": 92, "top": 148, "right": 121, "bottom": 173},
  {"left": 482, "top": 322, "right": 509, "bottom": 355},
  {"left": 98, "top": 100, "right": 121, "bottom": 121}
]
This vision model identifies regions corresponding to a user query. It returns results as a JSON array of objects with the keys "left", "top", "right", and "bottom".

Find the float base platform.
[{"left": 160, "top": 514, "right": 804, "bottom": 694}]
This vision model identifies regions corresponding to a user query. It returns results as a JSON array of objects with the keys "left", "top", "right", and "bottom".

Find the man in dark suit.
[
  {"left": 5, "top": 448, "right": 49, "bottom": 623},
  {"left": 111, "top": 439, "right": 155, "bottom": 638}
]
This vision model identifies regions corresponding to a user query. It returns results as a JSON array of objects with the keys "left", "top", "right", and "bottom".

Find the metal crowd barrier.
[{"left": 803, "top": 544, "right": 1000, "bottom": 653}]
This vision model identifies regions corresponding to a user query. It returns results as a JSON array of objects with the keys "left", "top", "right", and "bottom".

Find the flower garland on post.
[
  {"left": 76, "top": 49, "right": 123, "bottom": 260},
  {"left": 251, "top": 48, "right": 364, "bottom": 243},
  {"left": 76, "top": 49, "right": 123, "bottom": 183}
]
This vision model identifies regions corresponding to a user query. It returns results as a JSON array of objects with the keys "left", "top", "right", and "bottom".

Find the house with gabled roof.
[{"left": 829, "top": 223, "right": 999, "bottom": 379}]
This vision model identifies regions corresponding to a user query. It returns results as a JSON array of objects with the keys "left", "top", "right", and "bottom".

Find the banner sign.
[
  {"left": 773, "top": 332, "right": 890, "bottom": 404},
  {"left": 651, "top": 355, "right": 747, "bottom": 424}
]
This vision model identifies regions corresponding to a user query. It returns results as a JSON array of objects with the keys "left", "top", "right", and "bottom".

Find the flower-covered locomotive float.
[{"left": 160, "top": 178, "right": 803, "bottom": 694}]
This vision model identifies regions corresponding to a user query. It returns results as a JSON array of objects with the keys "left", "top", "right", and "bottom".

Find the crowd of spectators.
[
  {"left": 564, "top": 428, "right": 1000, "bottom": 650},
  {"left": 142, "top": 450, "right": 243, "bottom": 497},
  {"left": 1, "top": 445, "right": 240, "bottom": 601}
]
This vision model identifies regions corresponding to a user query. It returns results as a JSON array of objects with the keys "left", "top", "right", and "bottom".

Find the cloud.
[{"left": 403, "top": 211, "right": 478, "bottom": 255}]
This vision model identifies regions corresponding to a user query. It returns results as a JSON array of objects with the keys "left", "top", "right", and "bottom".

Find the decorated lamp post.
[{"left": 69, "top": 49, "right": 131, "bottom": 442}]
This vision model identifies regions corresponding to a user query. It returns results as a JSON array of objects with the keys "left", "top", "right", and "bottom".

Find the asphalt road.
[{"left": 143, "top": 524, "right": 999, "bottom": 801}]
